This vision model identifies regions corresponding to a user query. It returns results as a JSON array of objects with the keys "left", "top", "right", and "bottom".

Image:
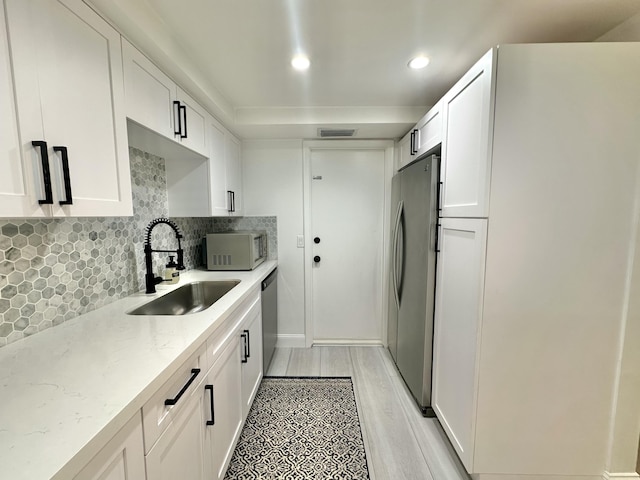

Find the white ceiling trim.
[{"left": 234, "top": 106, "right": 429, "bottom": 126}]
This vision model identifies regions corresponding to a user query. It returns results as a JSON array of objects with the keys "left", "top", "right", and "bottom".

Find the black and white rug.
[{"left": 225, "top": 376, "right": 370, "bottom": 480}]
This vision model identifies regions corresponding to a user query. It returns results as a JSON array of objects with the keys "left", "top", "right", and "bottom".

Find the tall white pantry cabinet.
[{"left": 432, "top": 43, "right": 640, "bottom": 479}]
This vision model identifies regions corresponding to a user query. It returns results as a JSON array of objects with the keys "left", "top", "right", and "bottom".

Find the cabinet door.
[
  {"left": 74, "top": 414, "right": 146, "bottom": 480},
  {"left": 122, "top": 39, "right": 177, "bottom": 139},
  {"left": 432, "top": 217, "right": 487, "bottom": 472},
  {"left": 0, "top": 0, "right": 48, "bottom": 218},
  {"left": 415, "top": 100, "right": 442, "bottom": 158},
  {"left": 176, "top": 87, "right": 208, "bottom": 157},
  {"left": 207, "top": 116, "right": 230, "bottom": 216},
  {"left": 204, "top": 337, "right": 242, "bottom": 480},
  {"left": 440, "top": 49, "right": 495, "bottom": 218},
  {"left": 145, "top": 385, "right": 207, "bottom": 480},
  {"left": 396, "top": 129, "right": 413, "bottom": 171},
  {"left": 6, "top": 0, "right": 132, "bottom": 217},
  {"left": 240, "top": 299, "right": 263, "bottom": 419},
  {"left": 225, "top": 134, "right": 243, "bottom": 217}
]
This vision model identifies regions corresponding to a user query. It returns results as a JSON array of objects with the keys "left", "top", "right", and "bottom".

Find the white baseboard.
[
  {"left": 603, "top": 473, "right": 640, "bottom": 479},
  {"left": 312, "top": 339, "right": 383, "bottom": 346},
  {"left": 276, "top": 334, "right": 306, "bottom": 348}
]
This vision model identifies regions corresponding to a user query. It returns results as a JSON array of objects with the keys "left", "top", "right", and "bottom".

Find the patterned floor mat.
[{"left": 225, "top": 376, "right": 370, "bottom": 479}]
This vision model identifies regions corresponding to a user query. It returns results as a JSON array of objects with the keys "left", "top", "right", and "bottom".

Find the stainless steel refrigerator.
[{"left": 388, "top": 154, "right": 439, "bottom": 416}]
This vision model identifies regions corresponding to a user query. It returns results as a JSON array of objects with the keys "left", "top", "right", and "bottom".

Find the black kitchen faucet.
[{"left": 144, "top": 218, "right": 185, "bottom": 294}]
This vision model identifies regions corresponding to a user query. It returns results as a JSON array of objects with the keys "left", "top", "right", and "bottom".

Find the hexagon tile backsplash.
[{"left": 0, "top": 147, "right": 277, "bottom": 347}]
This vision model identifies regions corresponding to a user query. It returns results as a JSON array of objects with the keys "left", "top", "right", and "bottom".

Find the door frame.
[{"left": 302, "top": 140, "right": 395, "bottom": 347}]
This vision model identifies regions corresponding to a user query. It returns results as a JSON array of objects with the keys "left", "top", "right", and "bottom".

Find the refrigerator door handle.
[
  {"left": 397, "top": 206, "right": 405, "bottom": 301},
  {"left": 391, "top": 200, "right": 403, "bottom": 309}
]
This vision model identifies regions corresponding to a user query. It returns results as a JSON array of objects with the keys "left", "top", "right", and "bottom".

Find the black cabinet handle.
[
  {"left": 180, "top": 104, "right": 187, "bottom": 139},
  {"left": 244, "top": 329, "right": 250, "bottom": 359},
  {"left": 314, "top": 237, "right": 320, "bottom": 244},
  {"left": 173, "top": 101, "right": 181, "bottom": 137},
  {"left": 240, "top": 331, "right": 248, "bottom": 363},
  {"left": 164, "top": 368, "right": 201, "bottom": 406},
  {"left": 410, "top": 128, "right": 419, "bottom": 155},
  {"left": 205, "top": 384, "right": 215, "bottom": 426},
  {"left": 32, "top": 141, "right": 53, "bottom": 205},
  {"left": 410, "top": 131, "right": 416, "bottom": 156},
  {"left": 314, "top": 255, "right": 321, "bottom": 263},
  {"left": 53, "top": 146, "right": 73, "bottom": 205},
  {"left": 227, "top": 190, "right": 235, "bottom": 213}
]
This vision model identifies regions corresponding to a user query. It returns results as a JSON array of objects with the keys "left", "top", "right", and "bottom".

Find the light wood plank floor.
[{"left": 266, "top": 346, "right": 469, "bottom": 480}]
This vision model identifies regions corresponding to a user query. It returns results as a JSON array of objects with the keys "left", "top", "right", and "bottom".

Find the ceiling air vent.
[{"left": 318, "top": 128, "right": 357, "bottom": 138}]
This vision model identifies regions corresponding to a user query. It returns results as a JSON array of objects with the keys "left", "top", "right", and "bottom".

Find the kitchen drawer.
[
  {"left": 142, "top": 346, "right": 205, "bottom": 453},
  {"left": 205, "top": 288, "right": 260, "bottom": 369}
]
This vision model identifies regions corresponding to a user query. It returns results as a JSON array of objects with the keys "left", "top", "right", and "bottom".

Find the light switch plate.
[{"left": 297, "top": 235, "right": 304, "bottom": 248}]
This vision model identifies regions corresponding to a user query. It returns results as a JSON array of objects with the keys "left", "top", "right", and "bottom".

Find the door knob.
[
  {"left": 314, "top": 237, "right": 321, "bottom": 244},
  {"left": 313, "top": 256, "right": 321, "bottom": 263}
]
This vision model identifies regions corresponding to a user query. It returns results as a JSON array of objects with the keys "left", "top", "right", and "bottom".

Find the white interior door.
[{"left": 308, "top": 146, "right": 386, "bottom": 343}]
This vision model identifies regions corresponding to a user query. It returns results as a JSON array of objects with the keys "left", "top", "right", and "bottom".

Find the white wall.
[
  {"left": 242, "top": 140, "right": 306, "bottom": 346},
  {"left": 597, "top": 12, "right": 640, "bottom": 41},
  {"left": 597, "top": 14, "right": 640, "bottom": 476}
]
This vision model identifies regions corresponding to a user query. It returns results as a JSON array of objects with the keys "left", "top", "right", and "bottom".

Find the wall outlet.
[{"left": 297, "top": 235, "right": 304, "bottom": 248}]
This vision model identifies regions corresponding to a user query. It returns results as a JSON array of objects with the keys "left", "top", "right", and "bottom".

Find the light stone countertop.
[{"left": 0, "top": 260, "right": 277, "bottom": 480}]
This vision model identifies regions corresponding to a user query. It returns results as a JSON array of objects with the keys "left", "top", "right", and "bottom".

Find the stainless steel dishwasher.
[{"left": 261, "top": 268, "right": 277, "bottom": 372}]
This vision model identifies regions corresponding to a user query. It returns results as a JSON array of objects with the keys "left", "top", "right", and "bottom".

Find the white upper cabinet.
[
  {"left": 177, "top": 87, "right": 208, "bottom": 156},
  {"left": 414, "top": 100, "right": 442, "bottom": 158},
  {"left": 122, "top": 39, "right": 208, "bottom": 157},
  {"left": 398, "top": 100, "right": 442, "bottom": 173},
  {"left": 225, "top": 134, "right": 243, "bottom": 217},
  {"left": 207, "top": 116, "right": 231, "bottom": 216},
  {"left": 396, "top": 129, "right": 413, "bottom": 172},
  {"left": 123, "top": 39, "right": 176, "bottom": 140},
  {"left": 0, "top": 0, "right": 40, "bottom": 217},
  {"left": 3, "top": 0, "right": 132, "bottom": 217},
  {"left": 440, "top": 49, "right": 495, "bottom": 218}
]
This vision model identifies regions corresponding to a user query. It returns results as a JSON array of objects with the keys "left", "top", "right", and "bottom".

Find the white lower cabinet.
[
  {"left": 240, "top": 299, "right": 263, "bottom": 419},
  {"left": 205, "top": 337, "right": 243, "bottom": 480},
  {"left": 432, "top": 217, "right": 487, "bottom": 471},
  {"left": 74, "top": 287, "right": 266, "bottom": 480},
  {"left": 145, "top": 384, "right": 208, "bottom": 480},
  {"left": 73, "top": 413, "right": 146, "bottom": 480}
]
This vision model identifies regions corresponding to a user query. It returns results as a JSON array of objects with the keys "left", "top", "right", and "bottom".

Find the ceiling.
[{"left": 88, "top": 0, "right": 640, "bottom": 139}]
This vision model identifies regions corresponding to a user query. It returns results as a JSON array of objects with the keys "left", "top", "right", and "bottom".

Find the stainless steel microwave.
[{"left": 203, "top": 231, "right": 267, "bottom": 270}]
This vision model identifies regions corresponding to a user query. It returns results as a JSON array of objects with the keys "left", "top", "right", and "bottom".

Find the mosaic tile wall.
[{"left": 0, "top": 147, "right": 277, "bottom": 347}]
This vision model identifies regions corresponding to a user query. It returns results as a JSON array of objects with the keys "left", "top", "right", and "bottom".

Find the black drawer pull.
[
  {"left": 205, "top": 384, "right": 215, "bottom": 426},
  {"left": 32, "top": 141, "right": 53, "bottom": 205},
  {"left": 244, "top": 329, "right": 250, "bottom": 359},
  {"left": 241, "top": 332, "right": 248, "bottom": 363},
  {"left": 164, "top": 368, "right": 201, "bottom": 406},
  {"left": 53, "top": 146, "right": 73, "bottom": 205}
]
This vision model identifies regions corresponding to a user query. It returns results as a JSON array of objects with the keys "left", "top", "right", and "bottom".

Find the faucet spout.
[{"left": 144, "top": 218, "right": 185, "bottom": 294}]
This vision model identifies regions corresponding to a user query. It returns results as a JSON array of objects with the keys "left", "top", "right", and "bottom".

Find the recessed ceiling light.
[
  {"left": 291, "top": 55, "right": 310, "bottom": 71},
  {"left": 408, "top": 56, "right": 430, "bottom": 69}
]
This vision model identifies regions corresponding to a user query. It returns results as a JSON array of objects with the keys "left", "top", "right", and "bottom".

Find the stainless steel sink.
[{"left": 128, "top": 280, "right": 240, "bottom": 315}]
